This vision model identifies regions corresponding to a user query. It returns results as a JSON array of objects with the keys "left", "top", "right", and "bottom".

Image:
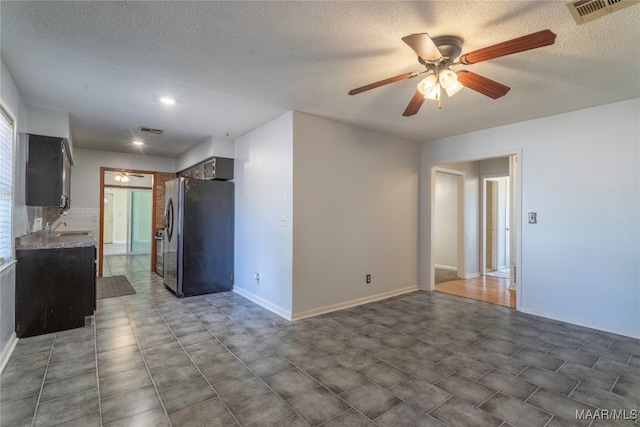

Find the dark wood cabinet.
[
  {"left": 15, "top": 246, "right": 96, "bottom": 338},
  {"left": 177, "top": 156, "right": 234, "bottom": 180},
  {"left": 25, "top": 133, "right": 71, "bottom": 208}
]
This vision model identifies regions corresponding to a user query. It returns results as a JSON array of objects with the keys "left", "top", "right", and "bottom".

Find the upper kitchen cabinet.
[
  {"left": 177, "top": 157, "right": 234, "bottom": 180},
  {"left": 25, "top": 133, "right": 72, "bottom": 208}
]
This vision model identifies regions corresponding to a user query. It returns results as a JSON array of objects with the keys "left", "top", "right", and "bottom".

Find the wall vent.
[
  {"left": 137, "top": 126, "right": 164, "bottom": 135},
  {"left": 567, "top": 0, "right": 639, "bottom": 24}
]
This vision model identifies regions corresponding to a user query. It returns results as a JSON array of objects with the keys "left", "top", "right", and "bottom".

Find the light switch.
[{"left": 528, "top": 212, "right": 537, "bottom": 224}]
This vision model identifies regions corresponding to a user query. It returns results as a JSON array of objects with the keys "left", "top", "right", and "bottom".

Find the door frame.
[
  {"left": 430, "top": 167, "right": 465, "bottom": 289},
  {"left": 99, "top": 167, "right": 157, "bottom": 277}
]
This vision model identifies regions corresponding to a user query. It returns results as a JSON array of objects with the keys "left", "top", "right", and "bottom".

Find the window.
[{"left": 0, "top": 106, "right": 14, "bottom": 268}]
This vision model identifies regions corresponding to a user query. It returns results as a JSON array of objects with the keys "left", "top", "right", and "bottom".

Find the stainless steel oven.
[{"left": 155, "top": 230, "right": 164, "bottom": 276}]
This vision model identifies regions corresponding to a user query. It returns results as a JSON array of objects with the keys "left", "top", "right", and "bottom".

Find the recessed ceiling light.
[
  {"left": 160, "top": 97, "right": 176, "bottom": 105},
  {"left": 132, "top": 140, "right": 144, "bottom": 146}
]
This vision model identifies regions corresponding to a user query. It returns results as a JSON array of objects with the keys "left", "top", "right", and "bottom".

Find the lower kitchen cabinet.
[{"left": 15, "top": 246, "right": 96, "bottom": 338}]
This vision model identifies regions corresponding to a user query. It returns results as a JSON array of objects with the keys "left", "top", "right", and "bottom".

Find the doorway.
[
  {"left": 103, "top": 188, "right": 153, "bottom": 256},
  {"left": 483, "top": 176, "right": 511, "bottom": 281},
  {"left": 430, "top": 155, "right": 519, "bottom": 309},
  {"left": 99, "top": 168, "right": 157, "bottom": 277}
]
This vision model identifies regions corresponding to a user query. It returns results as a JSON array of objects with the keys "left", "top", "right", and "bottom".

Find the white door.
[{"left": 103, "top": 192, "right": 114, "bottom": 244}]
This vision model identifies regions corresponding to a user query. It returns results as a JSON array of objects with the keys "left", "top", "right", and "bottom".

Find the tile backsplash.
[
  {"left": 50, "top": 208, "right": 100, "bottom": 236},
  {"left": 25, "top": 206, "right": 100, "bottom": 237}
]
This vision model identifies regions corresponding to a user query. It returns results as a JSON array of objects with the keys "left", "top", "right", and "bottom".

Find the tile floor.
[
  {"left": 102, "top": 254, "right": 151, "bottom": 277},
  {"left": 1, "top": 267, "right": 639, "bottom": 426}
]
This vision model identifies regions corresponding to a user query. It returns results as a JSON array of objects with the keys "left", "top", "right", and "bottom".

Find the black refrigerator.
[{"left": 163, "top": 177, "right": 234, "bottom": 297}]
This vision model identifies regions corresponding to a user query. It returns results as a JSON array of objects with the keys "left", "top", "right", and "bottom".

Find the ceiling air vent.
[
  {"left": 137, "top": 126, "right": 164, "bottom": 135},
  {"left": 567, "top": 0, "right": 639, "bottom": 24}
]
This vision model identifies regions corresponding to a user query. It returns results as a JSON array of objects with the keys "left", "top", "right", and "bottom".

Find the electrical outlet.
[
  {"left": 366, "top": 274, "right": 371, "bottom": 284},
  {"left": 280, "top": 215, "right": 287, "bottom": 227}
]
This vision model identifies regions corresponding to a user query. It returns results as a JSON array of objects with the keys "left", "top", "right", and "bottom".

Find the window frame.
[{"left": 0, "top": 103, "right": 16, "bottom": 273}]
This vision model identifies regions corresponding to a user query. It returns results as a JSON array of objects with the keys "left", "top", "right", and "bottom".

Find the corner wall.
[
  {"left": 420, "top": 98, "right": 640, "bottom": 337},
  {"left": 291, "top": 112, "right": 420, "bottom": 317},
  {"left": 234, "top": 112, "right": 294, "bottom": 317}
]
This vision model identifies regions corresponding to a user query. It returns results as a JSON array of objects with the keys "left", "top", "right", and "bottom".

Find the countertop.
[{"left": 16, "top": 230, "right": 97, "bottom": 250}]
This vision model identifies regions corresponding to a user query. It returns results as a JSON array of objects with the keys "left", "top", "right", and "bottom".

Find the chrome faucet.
[{"left": 52, "top": 222, "right": 67, "bottom": 231}]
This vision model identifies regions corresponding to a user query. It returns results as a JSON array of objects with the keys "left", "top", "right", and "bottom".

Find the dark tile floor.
[{"left": 1, "top": 265, "right": 639, "bottom": 426}]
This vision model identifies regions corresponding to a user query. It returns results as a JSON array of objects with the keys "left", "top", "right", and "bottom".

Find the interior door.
[
  {"left": 488, "top": 181, "right": 499, "bottom": 271},
  {"left": 103, "top": 192, "right": 114, "bottom": 244},
  {"left": 504, "top": 178, "right": 511, "bottom": 268}
]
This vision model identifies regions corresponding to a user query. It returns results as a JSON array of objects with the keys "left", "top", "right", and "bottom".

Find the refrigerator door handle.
[{"left": 166, "top": 198, "right": 174, "bottom": 242}]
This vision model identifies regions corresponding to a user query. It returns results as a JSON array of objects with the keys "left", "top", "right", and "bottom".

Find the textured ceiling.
[{"left": 1, "top": 1, "right": 639, "bottom": 158}]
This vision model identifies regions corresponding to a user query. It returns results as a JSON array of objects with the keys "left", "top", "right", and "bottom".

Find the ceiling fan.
[
  {"left": 113, "top": 172, "right": 144, "bottom": 183},
  {"left": 348, "top": 29, "right": 556, "bottom": 116}
]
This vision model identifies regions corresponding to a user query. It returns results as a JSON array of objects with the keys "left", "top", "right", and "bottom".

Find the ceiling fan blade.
[
  {"left": 402, "top": 33, "right": 443, "bottom": 61},
  {"left": 348, "top": 72, "right": 418, "bottom": 95},
  {"left": 459, "top": 29, "right": 556, "bottom": 65},
  {"left": 457, "top": 71, "right": 510, "bottom": 99},
  {"left": 403, "top": 90, "right": 425, "bottom": 116}
]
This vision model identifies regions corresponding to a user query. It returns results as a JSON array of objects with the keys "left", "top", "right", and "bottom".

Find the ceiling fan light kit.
[
  {"left": 113, "top": 172, "right": 145, "bottom": 183},
  {"left": 349, "top": 29, "right": 557, "bottom": 116},
  {"left": 114, "top": 173, "right": 129, "bottom": 182}
]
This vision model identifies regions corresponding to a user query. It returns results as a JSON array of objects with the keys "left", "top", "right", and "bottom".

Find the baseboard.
[
  {"left": 464, "top": 272, "right": 481, "bottom": 279},
  {"left": 0, "top": 333, "right": 17, "bottom": 373},
  {"left": 233, "top": 286, "right": 292, "bottom": 321},
  {"left": 520, "top": 307, "right": 640, "bottom": 339},
  {"left": 291, "top": 286, "right": 419, "bottom": 321},
  {"left": 435, "top": 264, "right": 457, "bottom": 271}
]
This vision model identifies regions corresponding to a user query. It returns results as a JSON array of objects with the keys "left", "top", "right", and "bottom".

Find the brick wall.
[{"left": 155, "top": 172, "right": 177, "bottom": 232}]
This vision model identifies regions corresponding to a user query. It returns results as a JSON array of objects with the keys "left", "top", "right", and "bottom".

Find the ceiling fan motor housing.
[{"left": 418, "top": 35, "right": 464, "bottom": 66}]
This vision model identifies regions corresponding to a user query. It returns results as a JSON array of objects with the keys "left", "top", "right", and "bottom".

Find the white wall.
[
  {"left": 1, "top": 60, "right": 27, "bottom": 371},
  {"left": 434, "top": 172, "right": 458, "bottom": 270},
  {"left": 292, "top": 112, "right": 419, "bottom": 317},
  {"left": 234, "top": 112, "right": 294, "bottom": 317},
  {"left": 479, "top": 157, "right": 509, "bottom": 176},
  {"left": 25, "top": 105, "right": 73, "bottom": 160},
  {"left": 421, "top": 98, "right": 640, "bottom": 338},
  {"left": 175, "top": 135, "right": 235, "bottom": 172},
  {"left": 71, "top": 148, "right": 175, "bottom": 209},
  {"left": 111, "top": 188, "right": 129, "bottom": 243}
]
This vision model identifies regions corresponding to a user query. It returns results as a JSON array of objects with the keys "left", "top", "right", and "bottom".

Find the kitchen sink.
[{"left": 53, "top": 231, "right": 92, "bottom": 237}]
